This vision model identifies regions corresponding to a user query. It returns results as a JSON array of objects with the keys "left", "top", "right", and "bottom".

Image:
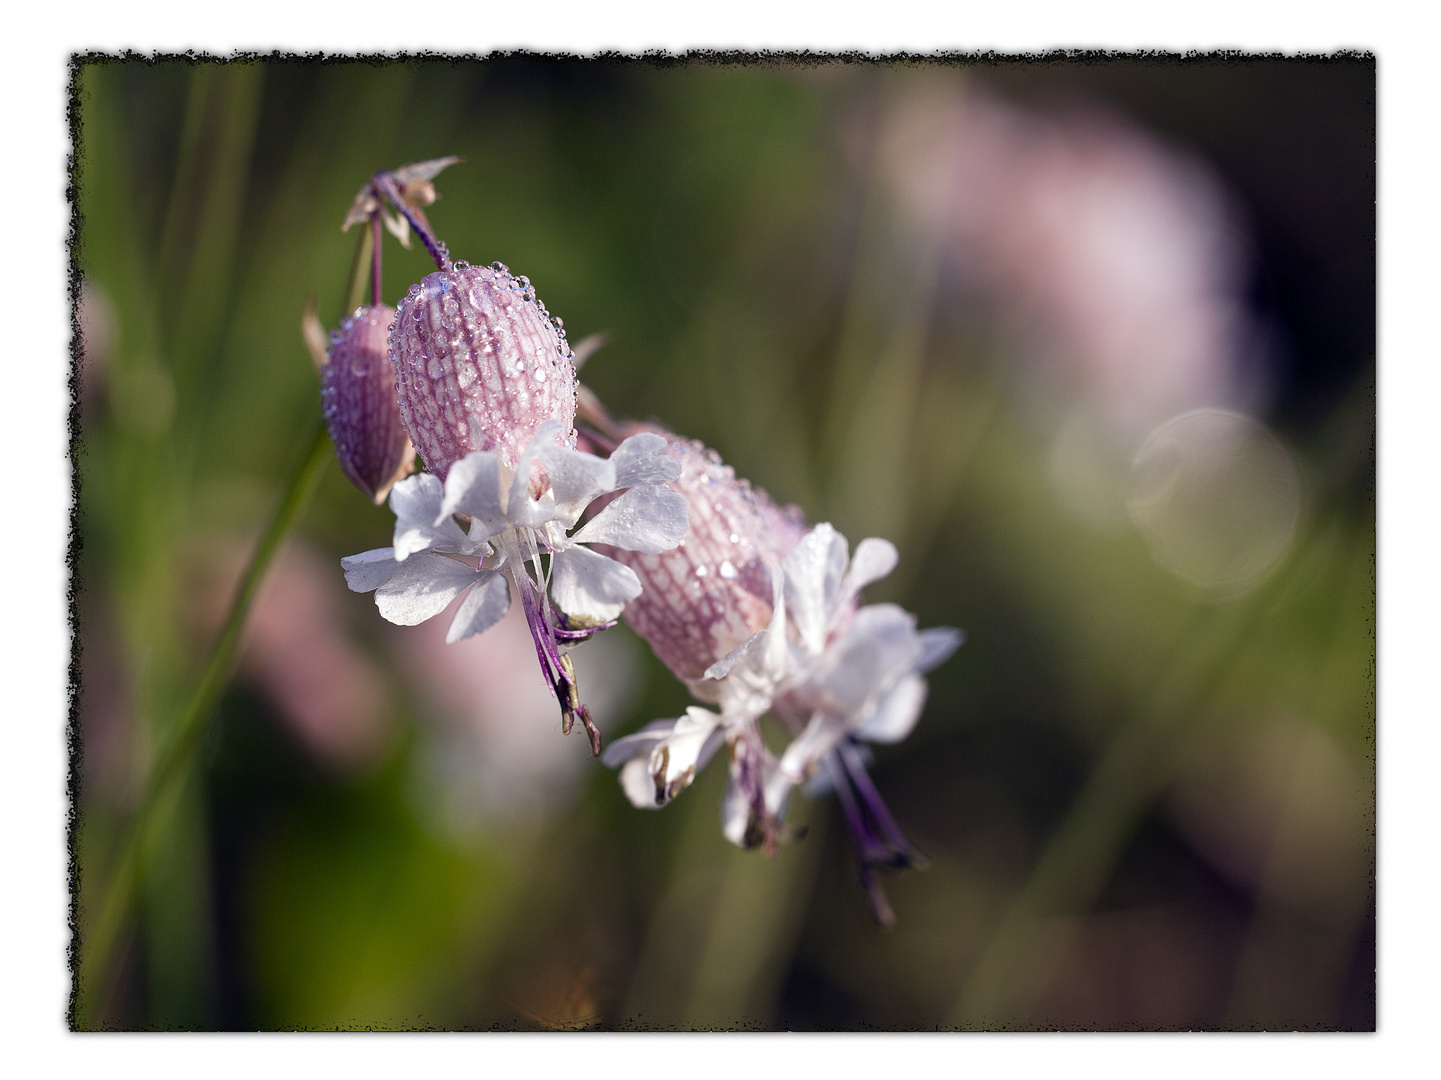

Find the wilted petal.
[
  {"left": 782, "top": 523, "right": 849, "bottom": 654},
  {"left": 374, "top": 552, "right": 483, "bottom": 625},
  {"left": 341, "top": 547, "right": 401, "bottom": 593},
  {"left": 852, "top": 672, "right": 928, "bottom": 744},
  {"left": 391, "top": 473, "right": 468, "bottom": 560},
  {"left": 391, "top": 155, "right": 463, "bottom": 187},
  {"left": 610, "top": 431, "right": 681, "bottom": 488},
  {"left": 570, "top": 485, "right": 688, "bottom": 553},
  {"left": 550, "top": 545, "right": 642, "bottom": 623},
  {"left": 536, "top": 439, "right": 617, "bottom": 527},
  {"left": 438, "top": 450, "right": 509, "bottom": 537},
  {"left": 445, "top": 570, "right": 511, "bottom": 643}
]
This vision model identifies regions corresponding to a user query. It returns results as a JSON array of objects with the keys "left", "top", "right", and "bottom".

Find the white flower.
[
  {"left": 602, "top": 564, "right": 797, "bottom": 849},
  {"left": 775, "top": 523, "right": 962, "bottom": 785},
  {"left": 343, "top": 421, "right": 688, "bottom": 751}
]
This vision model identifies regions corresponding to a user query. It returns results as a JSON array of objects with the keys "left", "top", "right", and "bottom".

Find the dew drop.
[
  {"left": 719, "top": 561, "right": 737, "bottom": 579},
  {"left": 428, "top": 357, "right": 446, "bottom": 379},
  {"left": 695, "top": 565, "right": 709, "bottom": 578}
]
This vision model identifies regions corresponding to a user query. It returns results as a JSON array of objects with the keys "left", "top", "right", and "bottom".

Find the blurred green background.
[{"left": 72, "top": 56, "right": 1374, "bottom": 1030}]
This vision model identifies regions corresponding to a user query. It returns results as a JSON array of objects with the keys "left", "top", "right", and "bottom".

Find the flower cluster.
[
  {"left": 597, "top": 428, "right": 961, "bottom": 923},
  {"left": 317, "top": 159, "right": 960, "bottom": 922},
  {"left": 323, "top": 161, "right": 687, "bottom": 752}
]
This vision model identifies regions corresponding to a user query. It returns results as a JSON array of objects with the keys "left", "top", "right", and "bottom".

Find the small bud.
[
  {"left": 390, "top": 264, "right": 578, "bottom": 479},
  {"left": 321, "top": 305, "right": 415, "bottom": 504}
]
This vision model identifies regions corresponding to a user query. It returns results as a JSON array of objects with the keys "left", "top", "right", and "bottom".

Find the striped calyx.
[
  {"left": 596, "top": 430, "right": 804, "bottom": 699},
  {"left": 321, "top": 305, "right": 414, "bottom": 503},
  {"left": 390, "top": 262, "right": 578, "bottom": 480}
]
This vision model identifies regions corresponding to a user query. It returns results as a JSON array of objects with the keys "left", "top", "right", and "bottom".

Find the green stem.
[{"left": 77, "top": 419, "right": 334, "bottom": 1024}]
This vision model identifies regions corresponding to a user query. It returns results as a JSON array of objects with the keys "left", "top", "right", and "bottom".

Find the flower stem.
[
  {"left": 370, "top": 211, "right": 383, "bottom": 308},
  {"left": 77, "top": 418, "right": 334, "bottom": 1024},
  {"left": 341, "top": 220, "right": 374, "bottom": 320},
  {"left": 371, "top": 171, "right": 452, "bottom": 272}
]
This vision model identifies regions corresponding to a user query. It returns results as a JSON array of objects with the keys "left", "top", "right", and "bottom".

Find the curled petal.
[
  {"left": 391, "top": 155, "right": 463, "bottom": 188},
  {"left": 438, "top": 450, "right": 509, "bottom": 537},
  {"left": 341, "top": 547, "right": 401, "bottom": 593},
  {"left": 374, "top": 552, "right": 484, "bottom": 625},
  {"left": 550, "top": 545, "right": 642, "bottom": 624},
  {"left": 391, "top": 473, "right": 468, "bottom": 561},
  {"left": 610, "top": 431, "right": 681, "bottom": 488},
  {"left": 782, "top": 523, "right": 848, "bottom": 655},
  {"left": 570, "top": 485, "right": 689, "bottom": 554},
  {"left": 445, "top": 571, "right": 511, "bottom": 643}
]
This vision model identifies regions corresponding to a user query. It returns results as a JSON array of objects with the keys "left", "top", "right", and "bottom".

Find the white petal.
[
  {"left": 836, "top": 537, "right": 899, "bottom": 610},
  {"left": 550, "top": 545, "right": 642, "bottom": 623},
  {"left": 704, "top": 563, "right": 785, "bottom": 683},
  {"left": 438, "top": 450, "right": 508, "bottom": 537},
  {"left": 611, "top": 709, "right": 722, "bottom": 808},
  {"left": 619, "top": 758, "right": 663, "bottom": 808},
  {"left": 852, "top": 672, "right": 928, "bottom": 744},
  {"left": 652, "top": 707, "right": 724, "bottom": 786},
  {"left": 390, "top": 473, "right": 467, "bottom": 560},
  {"left": 782, "top": 523, "right": 848, "bottom": 654},
  {"left": 610, "top": 432, "right": 681, "bottom": 488},
  {"left": 506, "top": 421, "right": 567, "bottom": 528},
  {"left": 600, "top": 719, "right": 675, "bottom": 768},
  {"left": 445, "top": 571, "right": 511, "bottom": 643},
  {"left": 721, "top": 777, "right": 750, "bottom": 846},
  {"left": 341, "top": 548, "right": 401, "bottom": 593},
  {"left": 778, "top": 711, "right": 846, "bottom": 782},
  {"left": 535, "top": 439, "right": 616, "bottom": 527},
  {"left": 374, "top": 552, "right": 483, "bottom": 625},
  {"left": 917, "top": 626, "right": 964, "bottom": 672},
  {"left": 812, "top": 604, "right": 923, "bottom": 716},
  {"left": 570, "top": 485, "right": 689, "bottom": 553}
]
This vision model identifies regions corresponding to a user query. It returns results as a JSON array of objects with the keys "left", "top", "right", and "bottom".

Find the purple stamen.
[
  {"left": 837, "top": 740, "right": 928, "bottom": 869},
  {"left": 514, "top": 571, "right": 602, "bottom": 756},
  {"left": 828, "top": 743, "right": 926, "bottom": 927}
]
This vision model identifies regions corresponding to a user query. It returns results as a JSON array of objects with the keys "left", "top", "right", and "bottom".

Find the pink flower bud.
[
  {"left": 596, "top": 429, "right": 803, "bottom": 697},
  {"left": 390, "top": 262, "right": 578, "bottom": 479},
  {"left": 321, "top": 305, "right": 415, "bottom": 504}
]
